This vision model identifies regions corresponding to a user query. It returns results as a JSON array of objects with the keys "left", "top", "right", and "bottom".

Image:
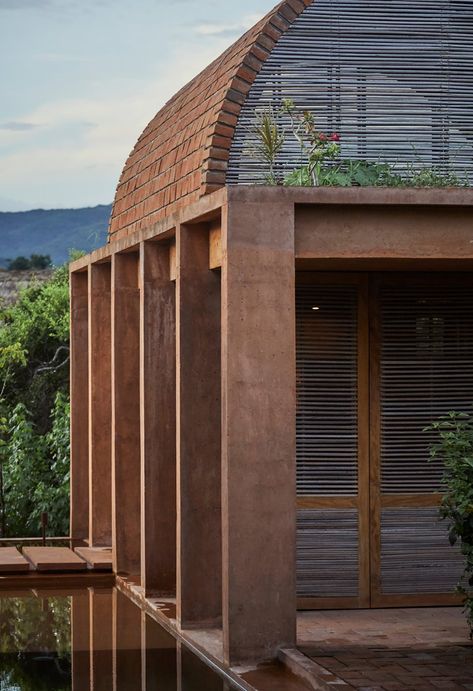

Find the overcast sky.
[{"left": 0, "top": 0, "right": 277, "bottom": 211}]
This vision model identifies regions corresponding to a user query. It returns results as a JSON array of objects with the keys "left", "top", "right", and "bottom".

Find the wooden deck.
[
  {"left": 0, "top": 547, "right": 30, "bottom": 573},
  {"left": 0, "top": 546, "right": 113, "bottom": 575},
  {"left": 75, "top": 546, "right": 113, "bottom": 570}
]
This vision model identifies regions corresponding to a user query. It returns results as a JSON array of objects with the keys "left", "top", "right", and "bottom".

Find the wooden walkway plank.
[
  {"left": 22, "top": 547, "right": 87, "bottom": 572},
  {"left": 0, "top": 547, "right": 30, "bottom": 573},
  {"left": 75, "top": 547, "right": 113, "bottom": 571}
]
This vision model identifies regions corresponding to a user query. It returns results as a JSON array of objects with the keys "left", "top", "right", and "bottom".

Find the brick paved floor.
[{"left": 297, "top": 608, "right": 473, "bottom": 690}]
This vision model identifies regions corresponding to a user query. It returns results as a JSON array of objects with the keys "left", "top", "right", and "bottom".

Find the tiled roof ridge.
[{"left": 109, "top": 0, "right": 312, "bottom": 239}]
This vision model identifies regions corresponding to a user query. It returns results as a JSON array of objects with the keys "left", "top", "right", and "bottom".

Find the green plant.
[
  {"left": 1, "top": 394, "right": 70, "bottom": 537},
  {"left": 281, "top": 99, "right": 341, "bottom": 185},
  {"left": 427, "top": 412, "right": 473, "bottom": 635},
  {"left": 0, "top": 256, "right": 79, "bottom": 537},
  {"left": 252, "top": 106, "right": 285, "bottom": 184},
  {"left": 252, "top": 98, "right": 470, "bottom": 188}
]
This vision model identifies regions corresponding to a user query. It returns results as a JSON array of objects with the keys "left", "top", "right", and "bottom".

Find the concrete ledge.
[
  {"left": 116, "top": 576, "right": 312, "bottom": 691},
  {"left": 278, "top": 648, "right": 353, "bottom": 690}
]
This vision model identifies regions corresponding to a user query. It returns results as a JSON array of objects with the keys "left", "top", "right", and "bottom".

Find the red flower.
[
  {"left": 330, "top": 133, "right": 340, "bottom": 142},
  {"left": 319, "top": 133, "right": 328, "bottom": 142}
]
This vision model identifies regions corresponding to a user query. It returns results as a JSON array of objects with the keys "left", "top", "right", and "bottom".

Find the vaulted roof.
[{"left": 109, "top": 0, "right": 312, "bottom": 240}]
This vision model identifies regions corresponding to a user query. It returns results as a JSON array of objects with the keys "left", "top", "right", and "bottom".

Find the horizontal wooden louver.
[
  {"left": 381, "top": 508, "right": 464, "bottom": 595},
  {"left": 379, "top": 282, "right": 473, "bottom": 494},
  {"left": 297, "top": 509, "right": 359, "bottom": 598},
  {"left": 296, "top": 284, "right": 358, "bottom": 496},
  {"left": 228, "top": 0, "right": 473, "bottom": 184}
]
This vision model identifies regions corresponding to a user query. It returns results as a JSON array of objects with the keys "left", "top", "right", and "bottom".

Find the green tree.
[
  {"left": 0, "top": 258, "right": 76, "bottom": 537},
  {"left": 29, "top": 254, "right": 52, "bottom": 270},
  {"left": 8, "top": 256, "right": 31, "bottom": 271}
]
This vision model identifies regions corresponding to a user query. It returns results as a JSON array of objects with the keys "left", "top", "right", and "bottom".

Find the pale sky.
[{"left": 0, "top": 0, "right": 277, "bottom": 211}]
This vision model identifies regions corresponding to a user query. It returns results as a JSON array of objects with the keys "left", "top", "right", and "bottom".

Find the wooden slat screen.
[
  {"left": 228, "top": 0, "right": 473, "bottom": 184},
  {"left": 296, "top": 284, "right": 358, "bottom": 495},
  {"left": 379, "top": 281, "right": 473, "bottom": 494},
  {"left": 381, "top": 507, "right": 464, "bottom": 595},
  {"left": 297, "top": 509, "right": 359, "bottom": 598}
]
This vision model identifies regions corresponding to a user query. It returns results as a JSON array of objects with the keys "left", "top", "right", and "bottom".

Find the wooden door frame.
[{"left": 369, "top": 273, "right": 466, "bottom": 608}]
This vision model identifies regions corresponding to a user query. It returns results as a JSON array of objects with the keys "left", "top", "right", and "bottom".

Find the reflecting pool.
[{"left": 0, "top": 588, "right": 233, "bottom": 690}]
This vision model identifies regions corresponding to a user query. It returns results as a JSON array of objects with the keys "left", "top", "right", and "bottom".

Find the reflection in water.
[{"left": 0, "top": 589, "right": 230, "bottom": 690}]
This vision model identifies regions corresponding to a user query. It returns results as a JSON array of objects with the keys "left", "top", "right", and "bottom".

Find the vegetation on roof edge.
[{"left": 252, "top": 99, "right": 471, "bottom": 189}]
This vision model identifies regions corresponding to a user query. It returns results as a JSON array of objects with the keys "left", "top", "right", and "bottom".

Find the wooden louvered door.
[
  {"left": 370, "top": 274, "right": 470, "bottom": 607},
  {"left": 296, "top": 272, "right": 471, "bottom": 610},
  {"left": 296, "top": 273, "right": 370, "bottom": 609}
]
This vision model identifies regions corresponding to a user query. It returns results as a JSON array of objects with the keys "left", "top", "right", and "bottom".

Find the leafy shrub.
[
  {"left": 428, "top": 412, "right": 473, "bottom": 635},
  {"left": 0, "top": 393, "right": 70, "bottom": 538},
  {"left": 0, "top": 258, "right": 75, "bottom": 537}
]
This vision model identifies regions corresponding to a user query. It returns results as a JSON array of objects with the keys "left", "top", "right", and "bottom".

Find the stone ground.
[{"left": 298, "top": 608, "right": 473, "bottom": 690}]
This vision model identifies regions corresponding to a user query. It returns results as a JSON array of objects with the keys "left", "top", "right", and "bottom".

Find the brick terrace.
[{"left": 298, "top": 608, "right": 473, "bottom": 690}]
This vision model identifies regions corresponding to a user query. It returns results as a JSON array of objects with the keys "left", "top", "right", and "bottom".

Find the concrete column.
[
  {"left": 89, "top": 588, "right": 113, "bottom": 691},
  {"left": 176, "top": 223, "right": 221, "bottom": 628},
  {"left": 112, "top": 252, "right": 141, "bottom": 576},
  {"left": 88, "top": 263, "right": 112, "bottom": 547},
  {"left": 141, "top": 611, "right": 177, "bottom": 690},
  {"left": 140, "top": 241, "right": 176, "bottom": 597},
  {"left": 221, "top": 199, "right": 297, "bottom": 664},
  {"left": 113, "top": 590, "right": 142, "bottom": 691},
  {"left": 71, "top": 590, "right": 90, "bottom": 691},
  {"left": 70, "top": 270, "right": 89, "bottom": 543}
]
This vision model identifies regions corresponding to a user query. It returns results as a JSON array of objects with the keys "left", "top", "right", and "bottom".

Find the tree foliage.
[
  {"left": 0, "top": 261, "right": 72, "bottom": 537},
  {"left": 7, "top": 254, "right": 52, "bottom": 271},
  {"left": 428, "top": 412, "right": 473, "bottom": 635}
]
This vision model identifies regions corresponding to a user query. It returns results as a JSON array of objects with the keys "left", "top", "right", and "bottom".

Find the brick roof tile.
[{"left": 109, "top": 0, "right": 311, "bottom": 240}]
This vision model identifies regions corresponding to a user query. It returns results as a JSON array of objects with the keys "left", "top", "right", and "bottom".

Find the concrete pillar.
[
  {"left": 113, "top": 590, "right": 142, "bottom": 691},
  {"left": 176, "top": 223, "right": 221, "bottom": 628},
  {"left": 89, "top": 588, "right": 113, "bottom": 691},
  {"left": 221, "top": 199, "right": 297, "bottom": 664},
  {"left": 71, "top": 590, "right": 90, "bottom": 691},
  {"left": 88, "top": 263, "right": 112, "bottom": 547},
  {"left": 112, "top": 252, "right": 141, "bottom": 577},
  {"left": 70, "top": 270, "right": 89, "bottom": 543},
  {"left": 141, "top": 611, "right": 177, "bottom": 690},
  {"left": 140, "top": 241, "right": 176, "bottom": 597}
]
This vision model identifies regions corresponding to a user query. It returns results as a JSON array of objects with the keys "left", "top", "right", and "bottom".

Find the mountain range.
[{"left": 0, "top": 204, "right": 112, "bottom": 267}]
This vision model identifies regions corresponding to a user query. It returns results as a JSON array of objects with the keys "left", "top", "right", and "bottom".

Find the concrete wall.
[{"left": 70, "top": 186, "right": 473, "bottom": 664}]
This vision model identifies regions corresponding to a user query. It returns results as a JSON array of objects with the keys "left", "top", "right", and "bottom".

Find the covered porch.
[{"left": 69, "top": 185, "right": 473, "bottom": 668}]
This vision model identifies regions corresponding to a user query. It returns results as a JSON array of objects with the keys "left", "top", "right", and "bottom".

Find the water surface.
[{"left": 0, "top": 588, "right": 232, "bottom": 690}]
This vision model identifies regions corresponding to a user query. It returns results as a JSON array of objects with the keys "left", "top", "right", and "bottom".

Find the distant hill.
[{"left": 0, "top": 204, "right": 112, "bottom": 267}]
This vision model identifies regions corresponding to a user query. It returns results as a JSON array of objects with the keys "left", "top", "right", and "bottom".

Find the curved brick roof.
[{"left": 109, "top": 0, "right": 312, "bottom": 240}]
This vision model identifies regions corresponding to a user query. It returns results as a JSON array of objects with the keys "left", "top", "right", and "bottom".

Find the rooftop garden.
[{"left": 253, "top": 99, "right": 471, "bottom": 189}]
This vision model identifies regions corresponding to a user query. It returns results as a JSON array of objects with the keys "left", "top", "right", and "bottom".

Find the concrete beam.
[
  {"left": 70, "top": 270, "right": 89, "bottom": 543},
  {"left": 88, "top": 263, "right": 112, "bottom": 546},
  {"left": 221, "top": 199, "right": 297, "bottom": 664},
  {"left": 140, "top": 241, "right": 176, "bottom": 597},
  {"left": 112, "top": 252, "right": 141, "bottom": 576},
  {"left": 176, "top": 223, "right": 222, "bottom": 629}
]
